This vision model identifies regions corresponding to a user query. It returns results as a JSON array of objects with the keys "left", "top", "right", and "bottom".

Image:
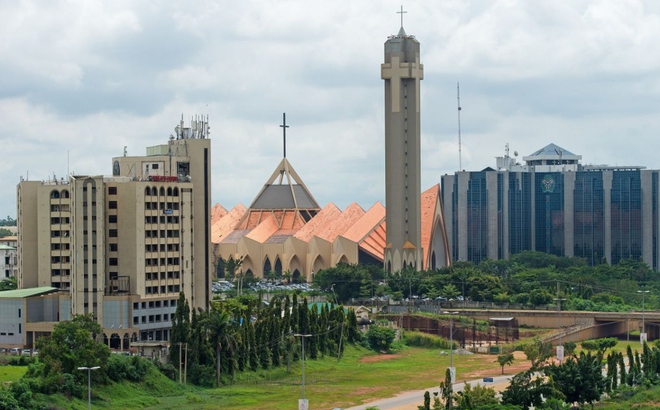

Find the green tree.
[
  {"left": 501, "top": 370, "right": 559, "bottom": 410},
  {"left": 0, "top": 228, "right": 12, "bottom": 237},
  {"left": 207, "top": 307, "right": 233, "bottom": 385},
  {"left": 36, "top": 314, "right": 110, "bottom": 381},
  {"left": 366, "top": 325, "right": 396, "bottom": 352},
  {"left": 497, "top": 353, "right": 515, "bottom": 374},
  {"left": 545, "top": 352, "right": 605, "bottom": 407},
  {"left": 439, "top": 368, "right": 453, "bottom": 410},
  {"left": 0, "top": 276, "right": 17, "bottom": 291},
  {"left": 169, "top": 292, "right": 191, "bottom": 367},
  {"left": 454, "top": 383, "right": 498, "bottom": 410},
  {"left": 523, "top": 339, "right": 553, "bottom": 369}
]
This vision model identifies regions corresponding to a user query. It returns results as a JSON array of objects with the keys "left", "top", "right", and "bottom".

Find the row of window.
[
  {"left": 145, "top": 258, "right": 180, "bottom": 266},
  {"left": 51, "top": 269, "right": 71, "bottom": 276},
  {"left": 51, "top": 243, "right": 70, "bottom": 250},
  {"left": 133, "top": 299, "right": 177, "bottom": 310},
  {"left": 145, "top": 202, "right": 180, "bottom": 210},
  {"left": 51, "top": 217, "right": 70, "bottom": 224},
  {"left": 145, "top": 216, "right": 180, "bottom": 224},
  {"left": 146, "top": 271, "right": 181, "bottom": 280},
  {"left": 51, "top": 231, "right": 69, "bottom": 238},
  {"left": 145, "top": 244, "right": 180, "bottom": 252},
  {"left": 144, "top": 186, "right": 179, "bottom": 197},
  {"left": 145, "top": 285, "right": 180, "bottom": 294},
  {"left": 51, "top": 256, "right": 70, "bottom": 263},
  {"left": 133, "top": 313, "right": 170, "bottom": 325},
  {"left": 145, "top": 230, "right": 180, "bottom": 238},
  {"left": 50, "top": 205, "right": 70, "bottom": 212}
]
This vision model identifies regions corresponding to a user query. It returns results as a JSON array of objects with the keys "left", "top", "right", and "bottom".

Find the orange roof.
[
  {"left": 359, "top": 221, "right": 386, "bottom": 260},
  {"left": 211, "top": 203, "right": 227, "bottom": 225},
  {"left": 211, "top": 204, "right": 247, "bottom": 243},
  {"left": 342, "top": 202, "right": 385, "bottom": 242},
  {"left": 245, "top": 213, "right": 280, "bottom": 243},
  {"left": 293, "top": 203, "right": 342, "bottom": 242},
  {"left": 314, "top": 203, "right": 365, "bottom": 242},
  {"left": 421, "top": 184, "right": 439, "bottom": 269}
]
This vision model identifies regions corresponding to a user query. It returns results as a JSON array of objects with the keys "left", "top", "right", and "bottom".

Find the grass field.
[{"left": 0, "top": 365, "right": 27, "bottom": 383}]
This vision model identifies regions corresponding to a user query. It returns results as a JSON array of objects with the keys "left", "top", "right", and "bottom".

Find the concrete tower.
[{"left": 381, "top": 22, "right": 424, "bottom": 272}]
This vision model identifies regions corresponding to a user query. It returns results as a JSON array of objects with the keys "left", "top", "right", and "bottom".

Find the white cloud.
[{"left": 2, "top": 0, "right": 660, "bottom": 218}]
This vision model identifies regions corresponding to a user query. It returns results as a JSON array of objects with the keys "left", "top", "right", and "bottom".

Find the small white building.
[{"left": 0, "top": 243, "right": 17, "bottom": 279}]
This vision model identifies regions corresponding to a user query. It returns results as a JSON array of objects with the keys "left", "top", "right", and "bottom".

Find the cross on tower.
[
  {"left": 280, "top": 113, "right": 289, "bottom": 158},
  {"left": 397, "top": 5, "right": 407, "bottom": 28}
]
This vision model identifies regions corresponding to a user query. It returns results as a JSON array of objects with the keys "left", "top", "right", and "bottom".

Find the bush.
[
  {"left": 156, "top": 361, "right": 178, "bottom": 381},
  {"left": 188, "top": 363, "right": 215, "bottom": 387},
  {"left": 404, "top": 331, "right": 456, "bottom": 349},
  {"left": 367, "top": 326, "right": 396, "bottom": 352}
]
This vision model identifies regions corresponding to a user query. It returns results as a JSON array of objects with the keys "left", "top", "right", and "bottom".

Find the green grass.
[{"left": 0, "top": 365, "right": 27, "bottom": 383}]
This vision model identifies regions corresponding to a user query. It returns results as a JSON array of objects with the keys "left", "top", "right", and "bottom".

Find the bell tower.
[{"left": 381, "top": 14, "right": 424, "bottom": 272}]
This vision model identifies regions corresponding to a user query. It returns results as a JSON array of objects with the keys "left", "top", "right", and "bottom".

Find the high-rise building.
[
  {"left": 441, "top": 143, "right": 660, "bottom": 269},
  {"left": 16, "top": 116, "right": 211, "bottom": 346},
  {"left": 381, "top": 23, "right": 424, "bottom": 272}
]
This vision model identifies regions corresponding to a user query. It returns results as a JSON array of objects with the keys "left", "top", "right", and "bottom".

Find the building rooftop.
[{"left": 0, "top": 287, "right": 59, "bottom": 299}]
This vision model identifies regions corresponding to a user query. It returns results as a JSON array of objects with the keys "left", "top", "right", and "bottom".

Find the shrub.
[
  {"left": 367, "top": 325, "right": 396, "bottom": 352},
  {"left": 404, "top": 331, "right": 455, "bottom": 349}
]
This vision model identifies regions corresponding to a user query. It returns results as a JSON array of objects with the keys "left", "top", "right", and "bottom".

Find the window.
[
  {"left": 109, "top": 229, "right": 118, "bottom": 238},
  {"left": 108, "top": 187, "right": 117, "bottom": 195},
  {"left": 109, "top": 258, "right": 118, "bottom": 266},
  {"left": 109, "top": 243, "right": 118, "bottom": 252},
  {"left": 152, "top": 164, "right": 159, "bottom": 170},
  {"left": 109, "top": 201, "right": 117, "bottom": 209},
  {"left": 109, "top": 215, "right": 117, "bottom": 223}
]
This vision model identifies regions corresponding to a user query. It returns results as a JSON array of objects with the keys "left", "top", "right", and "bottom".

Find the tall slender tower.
[{"left": 382, "top": 20, "right": 424, "bottom": 272}]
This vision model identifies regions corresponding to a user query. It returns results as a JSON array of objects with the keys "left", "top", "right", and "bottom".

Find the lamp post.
[
  {"left": 443, "top": 311, "right": 459, "bottom": 384},
  {"left": 554, "top": 297, "right": 566, "bottom": 363},
  {"left": 638, "top": 289, "right": 650, "bottom": 344},
  {"left": 294, "top": 333, "right": 312, "bottom": 410},
  {"left": 77, "top": 366, "right": 100, "bottom": 410}
]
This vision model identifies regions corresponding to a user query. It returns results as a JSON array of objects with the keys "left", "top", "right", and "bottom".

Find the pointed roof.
[
  {"left": 212, "top": 204, "right": 247, "bottom": 243},
  {"left": 211, "top": 204, "right": 227, "bottom": 225},
  {"left": 248, "top": 158, "right": 320, "bottom": 210},
  {"left": 523, "top": 143, "right": 581, "bottom": 162}
]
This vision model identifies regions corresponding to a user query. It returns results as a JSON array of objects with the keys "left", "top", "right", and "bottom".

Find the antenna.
[{"left": 457, "top": 82, "right": 462, "bottom": 171}]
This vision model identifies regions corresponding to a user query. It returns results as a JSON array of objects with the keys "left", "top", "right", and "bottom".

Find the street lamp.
[
  {"left": 294, "top": 333, "right": 312, "bottom": 410},
  {"left": 638, "top": 289, "right": 650, "bottom": 344},
  {"left": 443, "top": 311, "right": 459, "bottom": 384},
  {"left": 554, "top": 297, "right": 566, "bottom": 363},
  {"left": 77, "top": 366, "right": 100, "bottom": 410}
]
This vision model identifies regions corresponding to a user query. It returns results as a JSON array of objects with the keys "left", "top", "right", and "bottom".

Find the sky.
[{"left": 2, "top": 0, "right": 660, "bottom": 216}]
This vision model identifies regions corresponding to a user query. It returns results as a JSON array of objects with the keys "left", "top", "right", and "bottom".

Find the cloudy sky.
[{"left": 2, "top": 0, "right": 660, "bottom": 216}]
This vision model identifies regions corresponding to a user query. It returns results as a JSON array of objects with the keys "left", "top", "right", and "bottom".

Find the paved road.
[{"left": 344, "top": 375, "right": 513, "bottom": 410}]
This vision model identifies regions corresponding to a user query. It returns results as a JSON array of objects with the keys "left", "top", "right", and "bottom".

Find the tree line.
[
  {"left": 312, "top": 251, "right": 659, "bottom": 312},
  {"left": 169, "top": 291, "right": 361, "bottom": 387}
]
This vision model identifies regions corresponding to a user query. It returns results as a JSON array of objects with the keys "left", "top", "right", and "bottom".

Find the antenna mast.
[{"left": 457, "top": 82, "right": 462, "bottom": 171}]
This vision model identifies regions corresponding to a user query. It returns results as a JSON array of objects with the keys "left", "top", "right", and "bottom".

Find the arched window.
[
  {"left": 151, "top": 187, "right": 157, "bottom": 196},
  {"left": 159, "top": 187, "right": 165, "bottom": 196},
  {"left": 263, "top": 258, "right": 271, "bottom": 276},
  {"left": 167, "top": 187, "right": 172, "bottom": 196},
  {"left": 50, "top": 190, "right": 60, "bottom": 199},
  {"left": 292, "top": 269, "right": 301, "bottom": 284},
  {"left": 173, "top": 187, "right": 179, "bottom": 196},
  {"left": 145, "top": 187, "right": 151, "bottom": 196},
  {"left": 274, "top": 257, "right": 282, "bottom": 276},
  {"left": 61, "top": 190, "right": 69, "bottom": 198}
]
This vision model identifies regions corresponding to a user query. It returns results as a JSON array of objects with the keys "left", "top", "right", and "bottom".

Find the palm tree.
[{"left": 207, "top": 308, "right": 233, "bottom": 386}]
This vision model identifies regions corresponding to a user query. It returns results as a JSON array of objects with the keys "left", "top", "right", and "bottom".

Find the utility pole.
[
  {"left": 294, "top": 334, "right": 312, "bottom": 410},
  {"left": 638, "top": 288, "right": 649, "bottom": 344},
  {"left": 555, "top": 281, "right": 566, "bottom": 363}
]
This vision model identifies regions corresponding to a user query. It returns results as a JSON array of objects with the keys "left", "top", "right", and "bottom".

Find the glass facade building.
[{"left": 441, "top": 144, "right": 660, "bottom": 269}]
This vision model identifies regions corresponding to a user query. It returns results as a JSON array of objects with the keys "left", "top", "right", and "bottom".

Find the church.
[{"left": 211, "top": 20, "right": 451, "bottom": 281}]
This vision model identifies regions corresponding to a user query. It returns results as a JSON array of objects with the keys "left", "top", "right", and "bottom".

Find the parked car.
[
  {"left": 9, "top": 347, "right": 20, "bottom": 355},
  {"left": 21, "top": 349, "right": 31, "bottom": 356}
]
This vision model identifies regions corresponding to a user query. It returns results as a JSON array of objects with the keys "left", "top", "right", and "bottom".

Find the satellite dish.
[{"left": 514, "top": 151, "right": 518, "bottom": 157}]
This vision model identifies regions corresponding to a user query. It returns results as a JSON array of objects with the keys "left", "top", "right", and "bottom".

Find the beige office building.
[{"left": 17, "top": 116, "right": 211, "bottom": 347}]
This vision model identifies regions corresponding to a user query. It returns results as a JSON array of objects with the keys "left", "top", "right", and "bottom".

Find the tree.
[
  {"left": 169, "top": 292, "right": 191, "bottom": 367},
  {"left": 501, "top": 370, "right": 559, "bottom": 410},
  {"left": 0, "top": 276, "right": 17, "bottom": 291},
  {"left": 545, "top": 352, "right": 605, "bottom": 407},
  {"left": 439, "top": 368, "right": 453, "bottom": 410},
  {"left": 523, "top": 339, "right": 553, "bottom": 369},
  {"left": 454, "top": 383, "right": 498, "bottom": 410},
  {"left": 36, "top": 315, "right": 110, "bottom": 381},
  {"left": 497, "top": 353, "right": 515, "bottom": 374},
  {"left": 207, "top": 308, "right": 233, "bottom": 385},
  {"left": 0, "top": 228, "right": 12, "bottom": 237},
  {"left": 366, "top": 325, "right": 396, "bottom": 352}
]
